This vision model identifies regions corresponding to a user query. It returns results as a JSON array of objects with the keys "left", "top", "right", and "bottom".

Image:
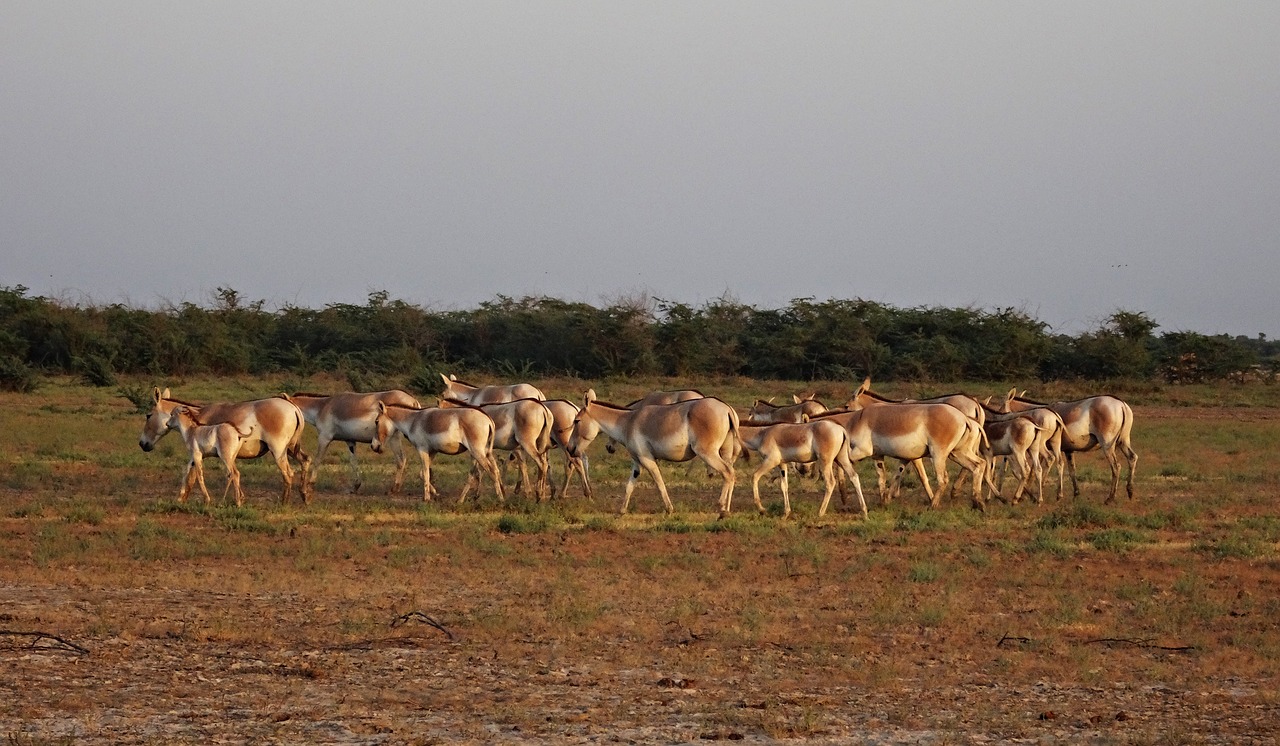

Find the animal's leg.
[
  {"left": 874, "top": 459, "right": 889, "bottom": 504},
  {"left": 272, "top": 445, "right": 297, "bottom": 505},
  {"left": 487, "top": 452, "right": 508, "bottom": 503},
  {"left": 286, "top": 441, "right": 312, "bottom": 505},
  {"left": 1120, "top": 440, "right": 1137, "bottom": 500},
  {"left": 344, "top": 441, "right": 362, "bottom": 494},
  {"left": 578, "top": 455, "right": 594, "bottom": 503},
  {"left": 389, "top": 435, "right": 408, "bottom": 496},
  {"left": 309, "top": 436, "right": 333, "bottom": 494},
  {"left": 1065, "top": 452, "right": 1080, "bottom": 499},
  {"left": 921, "top": 456, "right": 944, "bottom": 508},
  {"left": 223, "top": 455, "right": 244, "bottom": 507},
  {"left": 699, "top": 451, "right": 736, "bottom": 518},
  {"left": 1103, "top": 444, "right": 1121, "bottom": 504},
  {"left": 418, "top": 452, "right": 434, "bottom": 502},
  {"left": 750, "top": 454, "right": 780, "bottom": 515},
  {"left": 178, "top": 460, "right": 198, "bottom": 503},
  {"left": 1009, "top": 450, "right": 1031, "bottom": 504},
  {"left": 192, "top": 452, "right": 213, "bottom": 505},
  {"left": 636, "top": 457, "right": 675, "bottom": 515},
  {"left": 535, "top": 450, "right": 551, "bottom": 502},
  {"left": 619, "top": 461, "right": 641, "bottom": 515},
  {"left": 779, "top": 463, "right": 792, "bottom": 518}
]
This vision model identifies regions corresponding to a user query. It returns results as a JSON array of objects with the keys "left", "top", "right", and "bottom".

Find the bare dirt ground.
[{"left": 2, "top": 403, "right": 1279, "bottom": 744}]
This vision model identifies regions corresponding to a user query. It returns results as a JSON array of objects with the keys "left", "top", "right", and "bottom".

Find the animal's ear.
[
  {"left": 1021, "top": 390, "right": 1029, "bottom": 398},
  {"left": 440, "top": 373, "right": 451, "bottom": 386},
  {"left": 792, "top": 394, "right": 802, "bottom": 404},
  {"left": 1006, "top": 387, "right": 1017, "bottom": 400},
  {"left": 153, "top": 387, "right": 164, "bottom": 403},
  {"left": 856, "top": 377, "right": 871, "bottom": 397},
  {"left": 800, "top": 413, "right": 810, "bottom": 423},
  {"left": 450, "top": 374, "right": 458, "bottom": 381},
  {"left": 982, "top": 395, "right": 992, "bottom": 405},
  {"left": 377, "top": 401, "right": 388, "bottom": 413},
  {"left": 584, "top": 388, "right": 597, "bottom": 406}
]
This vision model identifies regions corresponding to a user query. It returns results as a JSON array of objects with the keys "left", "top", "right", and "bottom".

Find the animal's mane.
[
  {"left": 288, "top": 391, "right": 331, "bottom": 399},
  {"left": 1012, "top": 395, "right": 1050, "bottom": 406},
  {"left": 439, "top": 397, "right": 482, "bottom": 409},
  {"left": 382, "top": 402, "right": 424, "bottom": 411},
  {"left": 164, "top": 396, "right": 204, "bottom": 409},
  {"left": 858, "top": 388, "right": 900, "bottom": 403},
  {"left": 445, "top": 377, "right": 479, "bottom": 388}
]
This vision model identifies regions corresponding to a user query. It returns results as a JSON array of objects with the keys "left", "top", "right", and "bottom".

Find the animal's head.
[
  {"left": 370, "top": 401, "right": 394, "bottom": 454},
  {"left": 568, "top": 409, "right": 600, "bottom": 458},
  {"left": 164, "top": 405, "right": 197, "bottom": 433},
  {"left": 139, "top": 387, "right": 177, "bottom": 452}
]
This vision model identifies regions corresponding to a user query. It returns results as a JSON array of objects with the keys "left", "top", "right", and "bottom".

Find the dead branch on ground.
[
  {"left": 0, "top": 629, "right": 90, "bottom": 655},
  {"left": 390, "top": 611, "right": 455, "bottom": 640}
]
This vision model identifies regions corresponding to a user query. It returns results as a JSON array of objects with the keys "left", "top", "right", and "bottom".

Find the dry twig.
[
  {"left": 390, "top": 611, "right": 454, "bottom": 640},
  {"left": 0, "top": 629, "right": 90, "bottom": 655},
  {"left": 1084, "top": 637, "right": 1196, "bottom": 652}
]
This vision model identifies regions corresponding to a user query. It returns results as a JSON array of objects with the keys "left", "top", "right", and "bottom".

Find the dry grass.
[{"left": 1, "top": 376, "right": 1279, "bottom": 743}]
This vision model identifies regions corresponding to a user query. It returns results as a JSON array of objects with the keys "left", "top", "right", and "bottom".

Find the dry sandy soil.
[{"left": 2, "top": 404, "right": 1278, "bottom": 744}]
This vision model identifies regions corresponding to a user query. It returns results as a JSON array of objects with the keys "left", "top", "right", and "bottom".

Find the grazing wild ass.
[
  {"left": 815, "top": 403, "right": 989, "bottom": 510},
  {"left": 570, "top": 389, "right": 740, "bottom": 517},
  {"left": 166, "top": 406, "right": 255, "bottom": 507},
  {"left": 439, "top": 374, "right": 545, "bottom": 405},
  {"left": 283, "top": 390, "right": 422, "bottom": 495},
  {"left": 439, "top": 397, "right": 554, "bottom": 501},
  {"left": 371, "top": 402, "right": 506, "bottom": 504},
  {"left": 1002, "top": 390, "right": 1137, "bottom": 502},
  {"left": 544, "top": 398, "right": 595, "bottom": 501},
  {"left": 139, "top": 387, "right": 312, "bottom": 504},
  {"left": 738, "top": 419, "right": 868, "bottom": 519}
]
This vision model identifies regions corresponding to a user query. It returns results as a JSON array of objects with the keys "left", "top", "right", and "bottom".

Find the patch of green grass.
[
  {"left": 1196, "top": 533, "right": 1267, "bottom": 559},
  {"left": 654, "top": 515, "right": 698, "bottom": 533},
  {"left": 3, "top": 460, "right": 53, "bottom": 490},
  {"left": 62, "top": 502, "right": 106, "bottom": 526},
  {"left": 907, "top": 561, "right": 941, "bottom": 583},
  {"left": 1025, "top": 529, "right": 1073, "bottom": 557},
  {"left": 1036, "top": 502, "right": 1123, "bottom": 530},
  {"left": 1087, "top": 527, "right": 1149, "bottom": 553},
  {"left": 495, "top": 512, "right": 559, "bottom": 534},
  {"left": 213, "top": 505, "right": 276, "bottom": 534}
]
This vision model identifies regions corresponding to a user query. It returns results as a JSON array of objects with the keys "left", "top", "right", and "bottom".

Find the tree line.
[{"left": 1, "top": 284, "right": 1275, "bottom": 392}]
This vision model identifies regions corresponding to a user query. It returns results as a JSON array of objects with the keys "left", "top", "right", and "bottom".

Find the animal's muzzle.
[{"left": 139, "top": 441, "right": 154, "bottom": 452}]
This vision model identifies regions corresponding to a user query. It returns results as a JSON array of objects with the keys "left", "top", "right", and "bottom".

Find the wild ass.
[
  {"left": 543, "top": 398, "right": 595, "bottom": 501},
  {"left": 166, "top": 406, "right": 255, "bottom": 507},
  {"left": 439, "top": 374, "right": 545, "bottom": 405},
  {"left": 976, "top": 415, "right": 1056, "bottom": 504},
  {"left": 979, "top": 400, "right": 1066, "bottom": 501},
  {"left": 570, "top": 390, "right": 739, "bottom": 517},
  {"left": 843, "top": 377, "right": 986, "bottom": 497},
  {"left": 625, "top": 389, "right": 705, "bottom": 408},
  {"left": 439, "top": 397, "right": 554, "bottom": 501},
  {"left": 1002, "top": 390, "right": 1137, "bottom": 503},
  {"left": 371, "top": 402, "right": 506, "bottom": 504},
  {"left": 738, "top": 419, "right": 868, "bottom": 519},
  {"left": 139, "top": 387, "right": 312, "bottom": 504},
  {"left": 283, "top": 390, "right": 422, "bottom": 495},
  {"left": 745, "top": 394, "right": 828, "bottom": 424},
  {"left": 814, "top": 404, "right": 989, "bottom": 510}
]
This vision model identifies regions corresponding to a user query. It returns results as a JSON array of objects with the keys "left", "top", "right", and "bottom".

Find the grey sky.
[{"left": 3, "top": 2, "right": 1277, "bottom": 337}]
